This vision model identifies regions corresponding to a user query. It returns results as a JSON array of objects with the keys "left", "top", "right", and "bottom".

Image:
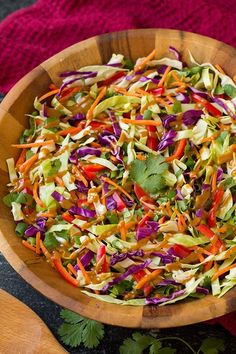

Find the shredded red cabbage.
[
  {"left": 69, "top": 206, "right": 96, "bottom": 218},
  {"left": 35, "top": 217, "right": 47, "bottom": 231},
  {"left": 102, "top": 259, "right": 151, "bottom": 292},
  {"left": 24, "top": 225, "right": 39, "bottom": 237},
  {"left": 145, "top": 289, "right": 185, "bottom": 305},
  {"left": 158, "top": 130, "right": 177, "bottom": 151},
  {"left": 110, "top": 250, "right": 145, "bottom": 266},
  {"left": 77, "top": 147, "right": 101, "bottom": 158},
  {"left": 183, "top": 109, "right": 203, "bottom": 126},
  {"left": 51, "top": 190, "right": 65, "bottom": 202}
]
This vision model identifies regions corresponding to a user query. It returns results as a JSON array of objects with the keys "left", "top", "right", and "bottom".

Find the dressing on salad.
[{"left": 4, "top": 47, "right": 236, "bottom": 306}]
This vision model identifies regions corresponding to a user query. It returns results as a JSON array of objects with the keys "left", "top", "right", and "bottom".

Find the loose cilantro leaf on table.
[
  {"left": 58, "top": 309, "right": 104, "bottom": 349},
  {"left": 130, "top": 155, "right": 168, "bottom": 194},
  {"left": 197, "top": 337, "right": 225, "bottom": 354},
  {"left": 119, "top": 333, "right": 176, "bottom": 354}
]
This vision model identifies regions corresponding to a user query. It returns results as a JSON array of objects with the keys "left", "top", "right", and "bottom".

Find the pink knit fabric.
[
  {"left": 0, "top": 0, "right": 235, "bottom": 93},
  {"left": 0, "top": 0, "right": 236, "bottom": 336}
]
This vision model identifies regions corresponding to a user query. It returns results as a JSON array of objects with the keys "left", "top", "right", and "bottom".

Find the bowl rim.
[{"left": 1, "top": 28, "right": 236, "bottom": 329}]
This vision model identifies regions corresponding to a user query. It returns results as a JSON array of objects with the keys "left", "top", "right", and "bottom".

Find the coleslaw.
[{"left": 4, "top": 47, "right": 236, "bottom": 306}]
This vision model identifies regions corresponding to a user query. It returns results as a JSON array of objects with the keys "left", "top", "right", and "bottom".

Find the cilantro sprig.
[
  {"left": 58, "top": 309, "right": 104, "bottom": 349},
  {"left": 130, "top": 155, "right": 168, "bottom": 194},
  {"left": 58, "top": 310, "right": 225, "bottom": 354}
]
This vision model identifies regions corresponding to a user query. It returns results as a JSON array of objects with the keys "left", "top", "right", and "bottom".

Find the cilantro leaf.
[
  {"left": 58, "top": 309, "right": 104, "bottom": 349},
  {"left": 198, "top": 337, "right": 225, "bottom": 354},
  {"left": 58, "top": 322, "right": 83, "bottom": 348},
  {"left": 149, "top": 341, "right": 162, "bottom": 354},
  {"left": 82, "top": 320, "right": 105, "bottom": 349},
  {"left": 119, "top": 333, "right": 163, "bottom": 354},
  {"left": 223, "top": 84, "right": 236, "bottom": 98},
  {"left": 60, "top": 309, "right": 83, "bottom": 324},
  {"left": 130, "top": 155, "right": 168, "bottom": 194}
]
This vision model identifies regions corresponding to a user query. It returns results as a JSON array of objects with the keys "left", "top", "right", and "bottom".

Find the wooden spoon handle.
[{"left": 0, "top": 289, "right": 68, "bottom": 354}]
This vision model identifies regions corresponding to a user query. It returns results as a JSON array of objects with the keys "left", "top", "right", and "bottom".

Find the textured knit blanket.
[{"left": 0, "top": 0, "right": 236, "bottom": 335}]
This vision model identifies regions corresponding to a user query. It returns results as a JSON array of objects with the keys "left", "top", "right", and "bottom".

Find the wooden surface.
[
  {"left": 0, "top": 289, "right": 67, "bottom": 354},
  {"left": 0, "top": 29, "right": 236, "bottom": 329}
]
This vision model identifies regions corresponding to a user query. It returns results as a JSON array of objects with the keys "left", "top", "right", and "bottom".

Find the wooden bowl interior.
[{"left": 0, "top": 29, "right": 236, "bottom": 328}]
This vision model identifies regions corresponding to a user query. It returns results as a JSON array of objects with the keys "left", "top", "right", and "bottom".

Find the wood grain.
[
  {"left": 0, "top": 29, "right": 236, "bottom": 329},
  {"left": 0, "top": 289, "right": 67, "bottom": 354}
]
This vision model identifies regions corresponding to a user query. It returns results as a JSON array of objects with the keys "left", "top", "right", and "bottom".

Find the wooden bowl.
[{"left": 0, "top": 29, "right": 236, "bottom": 328}]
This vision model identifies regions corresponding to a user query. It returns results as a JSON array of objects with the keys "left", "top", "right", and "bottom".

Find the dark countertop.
[{"left": 1, "top": 2, "right": 236, "bottom": 354}]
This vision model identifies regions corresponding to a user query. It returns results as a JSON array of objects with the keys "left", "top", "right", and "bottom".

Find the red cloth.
[
  {"left": 0, "top": 0, "right": 236, "bottom": 335},
  {"left": 0, "top": 0, "right": 236, "bottom": 93}
]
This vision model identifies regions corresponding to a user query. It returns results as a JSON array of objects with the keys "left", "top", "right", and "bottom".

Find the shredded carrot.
[
  {"left": 212, "top": 263, "right": 236, "bottom": 281},
  {"left": 171, "top": 71, "right": 181, "bottom": 82},
  {"left": 166, "top": 94, "right": 175, "bottom": 103},
  {"left": 113, "top": 86, "right": 141, "bottom": 97},
  {"left": 158, "top": 216, "right": 166, "bottom": 225},
  {"left": 15, "top": 148, "right": 26, "bottom": 167},
  {"left": 134, "top": 49, "right": 157, "bottom": 72},
  {"left": 224, "top": 245, "right": 236, "bottom": 259},
  {"left": 86, "top": 86, "right": 107, "bottom": 121},
  {"left": 60, "top": 87, "right": 82, "bottom": 103},
  {"left": 155, "top": 97, "right": 171, "bottom": 108},
  {"left": 165, "top": 201, "right": 172, "bottom": 217},
  {"left": 215, "top": 64, "right": 225, "bottom": 74},
  {"left": 136, "top": 88, "right": 150, "bottom": 96},
  {"left": 33, "top": 180, "right": 45, "bottom": 208},
  {"left": 77, "top": 258, "right": 91, "bottom": 284},
  {"left": 119, "top": 221, "right": 127, "bottom": 241},
  {"left": 12, "top": 140, "right": 54, "bottom": 148},
  {"left": 178, "top": 214, "right": 186, "bottom": 232},
  {"left": 121, "top": 118, "right": 161, "bottom": 127},
  {"left": 39, "top": 89, "right": 60, "bottom": 102},
  {"left": 18, "top": 153, "right": 39, "bottom": 173},
  {"left": 55, "top": 176, "right": 64, "bottom": 187},
  {"left": 102, "top": 176, "right": 134, "bottom": 201},
  {"left": 58, "top": 126, "right": 83, "bottom": 136},
  {"left": 198, "top": 253, "right": 205, "bottom": 263},
  {"left": 200, "top": 132, "right": 220, "bottom": 143},
  {"left": 166, "top": 139, "right": 187, "bottom": 162},
  {"left": 136, "top": 154, "right": 146, "bottom": 160},
  {"left": 67, "top": 263, "right": 78, "bottom": 277},
  {"left": 125, "top": 221, "right": 136, "bottom": 229},
  {"left": 158, "top": 66, "right": 171, "bottom": 87},
  {"left": 155, "top": 234, "right": 172, "bottom": 251},
  {"left": 135, "top": 269, "right": 162, "bottom": 290},
  {"left": 37, "top": 211, "right": 56, "bottom": 218},
  {"left": 91, "top": 142, "right": 102, "bottom": 148},
  {"left": 190, "top": 246, "right": 212, "bottom": 256},
  {"left": 35, "top": 231, "right": 41, "bottom": 255},
  {"left": 39, "top": 240, "right": 52, "bottom": 263},
  {"left": 22, "top": 240, "right": 36, "bottom": 252},
  {"left": 211, "top": 170, "right": 217, "bottom": 192},
  {"left": 204, "top": 260, "right": 213, "bottom": 271}
]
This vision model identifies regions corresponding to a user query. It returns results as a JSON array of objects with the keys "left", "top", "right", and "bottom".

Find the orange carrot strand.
[
  {"left": 39, "top": 89, "right": 60, "bottom": 102},
  {"left": 18, "top": 153, "right": 39, "bottom": 173},
  {"left": 12, "top": 140, "right": 54, "bottom": 148},
  {"left": 77, "top": 258, "right": 91, "bottom": 284},
  {"left": 121, "top": 118, "right": 161, "bottom": 127},
  {"left": 36, "top": 231, "right": 41, "bottom": 255},
  {"left": 212, "top": 263, "right": 236, "bottom": 281},
  {"left": 134, "top": 49, "right": 157, "bottom": 72},
  {"left": 33, "top": 180, "right": 45, "bottom": 208},
  {"left": 86, "top": 86, "right": 107, "bottom": 121},
  {"left": 22, "top": 240, "right": 36, "bottom": 252}
]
